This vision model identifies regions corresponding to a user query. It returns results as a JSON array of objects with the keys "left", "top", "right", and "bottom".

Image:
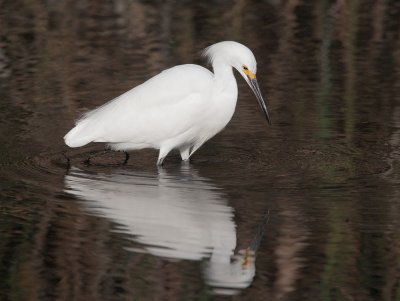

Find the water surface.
[{"left": 1, "top": 1, "right": 400, "bottom": 300}]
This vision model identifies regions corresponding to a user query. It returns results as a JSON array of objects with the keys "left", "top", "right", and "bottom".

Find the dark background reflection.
[{"left": 0, "top": 1, "right": 399, "bottom": 300}]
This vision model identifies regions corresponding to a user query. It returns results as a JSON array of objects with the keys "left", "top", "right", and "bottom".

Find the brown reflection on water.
[
  {"left": 273, "top": 202, "right": 309, "bottom": 300},
  {"left": 1, "top": 0, "right": 400, "bottom": 300}
]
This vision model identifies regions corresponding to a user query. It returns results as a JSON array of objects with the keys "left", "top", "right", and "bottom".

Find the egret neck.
[{"left": 212, "top": 57, "right": 238, "bottom": 96}]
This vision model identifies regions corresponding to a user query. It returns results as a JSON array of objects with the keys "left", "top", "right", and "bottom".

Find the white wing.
[{"left": 64, "top": 64, "right": 214, "bottom": 147}]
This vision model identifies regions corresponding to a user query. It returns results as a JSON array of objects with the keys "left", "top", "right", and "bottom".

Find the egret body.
[{"left": 64, "top": 41, "right": 271, "bottom": 165}]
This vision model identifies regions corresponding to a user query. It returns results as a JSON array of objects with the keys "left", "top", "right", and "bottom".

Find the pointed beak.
[{"left": 248, "top": 77, "right": 271, "bottom": 125}]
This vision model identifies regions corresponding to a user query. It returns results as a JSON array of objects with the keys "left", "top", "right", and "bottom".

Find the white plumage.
[{"left": 64, "top": 41, "right": 270, "bottom": 165}]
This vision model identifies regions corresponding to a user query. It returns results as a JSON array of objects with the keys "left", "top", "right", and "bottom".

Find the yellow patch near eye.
[{"left": 243, "top": 68, "right": 256, "bottom": 80}]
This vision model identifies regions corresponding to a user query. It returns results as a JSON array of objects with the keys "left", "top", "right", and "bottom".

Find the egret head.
[{"left": 203, "top": 41, "right": 271, "bottom": 125}]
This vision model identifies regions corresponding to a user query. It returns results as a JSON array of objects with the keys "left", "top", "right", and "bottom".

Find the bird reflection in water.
[{"left": 64, "top": 165, "right": 268, "bottom": 295}]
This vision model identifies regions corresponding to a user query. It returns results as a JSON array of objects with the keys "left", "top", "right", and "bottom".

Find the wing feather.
[{"left": 64, "top": 64, "right": 214, "bottom": 147}]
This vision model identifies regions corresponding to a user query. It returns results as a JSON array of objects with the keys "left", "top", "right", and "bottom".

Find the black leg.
[
  {"left": 84, "top": 150, "right": 110, "bottom": 165},
  {"left": 62, "top": 151, "right": 71, "bottom": 170},
  {"left": 84, "top": 149, "right": 130, "bottom": 165},
  {"left": 123, "top": 151, "right": 130, "bottom": 164}
]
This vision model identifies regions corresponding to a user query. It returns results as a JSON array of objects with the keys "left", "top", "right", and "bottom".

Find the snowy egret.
[{"left": 64, "top": 41, "right": 271, "bottom": 165}]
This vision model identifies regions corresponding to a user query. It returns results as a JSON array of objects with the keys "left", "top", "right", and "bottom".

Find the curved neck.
[{"left": 212, "top": 58, "right": 237, "bottom": 89}]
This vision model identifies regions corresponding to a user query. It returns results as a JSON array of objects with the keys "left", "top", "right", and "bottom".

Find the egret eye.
[{"left": 243, "top": 66, "right": 248, "bottom": 70}]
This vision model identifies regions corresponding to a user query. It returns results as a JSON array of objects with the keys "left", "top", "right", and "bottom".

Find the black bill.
[{"left": 248, "top": 78, "right": 271, "bottom": 125}]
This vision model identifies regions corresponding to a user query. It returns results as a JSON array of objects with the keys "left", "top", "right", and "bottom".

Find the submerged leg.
[
  {"left": 157, "top": 157, "right": 165, "bottom": 166},
  {"left": 62, "top": 151, "right": 71, "bottom": 170},
  {"left": 84, "top": 149, "right": 110, "bottom": 165},
  {"left": 157, "top": 146, "right": 172, "bottom": 166},
  {"left": 123, "top": 151, "right": 130, "bottom": 164},
  {"left": 188, "top": 141, "right": 205, "bottom": 159},
  {"left": 84, "top": 149, "right": 128, "bottom": 165},
  {"left": 180, "top": 146, "right": 191, "bottom": 162}
]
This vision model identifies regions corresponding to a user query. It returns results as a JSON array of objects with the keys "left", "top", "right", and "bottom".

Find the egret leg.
[
  {"left": 188, "top": 141, "right": 205, "bottom": 159},
  {"left": 123, "top": 151, "right": 130, "bottom": 164},
  {"left": 157, "top": 146, "right": 172, "bottom": 166},
  {"left": 180, "top": 146, "right": 191, "bottom": 161},
  {"left": 157, "top": 157, "right": 165, "bottom": 166},
  {"left": 84, "top": 150, "right": 110, "bottom": 165},
  {"left": 62, "top": 151, "right": 71, "bottom": 170},
  {"left": 84, "top": 149, "right": 128, "bottom": 165}
]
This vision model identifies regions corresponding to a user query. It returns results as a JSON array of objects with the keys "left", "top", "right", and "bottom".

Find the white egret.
[{"left": 64, "top": 41, "right": 271, "bottom": 165}]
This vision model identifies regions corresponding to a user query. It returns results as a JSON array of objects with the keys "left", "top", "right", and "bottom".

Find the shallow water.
[{"left": 1, "top": 1, "right": 400, "bottom": 300}]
